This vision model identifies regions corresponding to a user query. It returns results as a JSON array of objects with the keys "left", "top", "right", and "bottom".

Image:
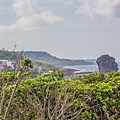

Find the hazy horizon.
[{"left": 0, "top": 0, "right": 120, "bottom": 60}]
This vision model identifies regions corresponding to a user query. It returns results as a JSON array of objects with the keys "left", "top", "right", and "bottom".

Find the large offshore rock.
[{"left": 96, "top": 55, "right": 118, "bottom": 73}]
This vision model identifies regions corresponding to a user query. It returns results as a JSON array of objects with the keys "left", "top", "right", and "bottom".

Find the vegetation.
[
  {"left": 0, "top": 58, "right": 120, "bottom": 119},
  {"left": 0, "top": 50, "right": 15, "bottom": 61},
  {"left": 21, "top": 51, "right": 94, "bottom": 67},
  {"left": 34, "top": 62, "right": 57, "bottom": 72},
  {"left": 0, "top": 50, "right": 57, "bottom": 72}
]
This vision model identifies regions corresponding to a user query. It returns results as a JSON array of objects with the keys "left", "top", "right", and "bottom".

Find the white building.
[
  {"left": 0, "top": 60, "right": 15, "bottom": 71},
  {"left": 34, "top": 66, "right": 42, "bottom": 74}
]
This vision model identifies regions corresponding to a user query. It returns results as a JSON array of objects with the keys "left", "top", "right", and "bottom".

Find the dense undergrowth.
[{"left": 0, "top": 59, "right": 120, "bottom": 119}]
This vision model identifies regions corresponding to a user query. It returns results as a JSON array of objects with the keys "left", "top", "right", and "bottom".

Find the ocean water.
[
  {"left": 63, "top": 62, "right": 120, "bottom": 72},
  {"left": 63, "top": 65, "right": 98, "bottom": 72}
]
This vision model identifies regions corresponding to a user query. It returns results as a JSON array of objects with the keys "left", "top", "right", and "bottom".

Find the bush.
[{"left": 1, "top": 71, "right": 120, "bottom": 119}]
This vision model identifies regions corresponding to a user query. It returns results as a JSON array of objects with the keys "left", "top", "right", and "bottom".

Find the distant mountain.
[
  {"left": 84, "top": 59, "right": 96, "bottom": 64},
  {"left": 0, "top": 50, "right": 95, "bottom": 67},
  {"left": 0, "top": 50, "right": 15, "bottom": 60},
  {"left": 22, "top": 51, "right": 95, "bottom": 67},
  {"left": 0, "top": 50, "right": 57, "bottom": 72}
]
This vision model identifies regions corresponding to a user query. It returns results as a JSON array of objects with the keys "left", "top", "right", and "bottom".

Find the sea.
[{"left": 63, "top": 62, "right": 120, "bottom": 72}]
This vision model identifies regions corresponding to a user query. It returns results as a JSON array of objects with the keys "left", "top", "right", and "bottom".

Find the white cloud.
[
  {"left": 0, "top": 0, "right": 64, "bottom": 32},
  {"left": 76, "top": 0, "right": 120, "bottom": 19},
  {"left": 13, "top": 0, "right": 34, "bottom": 17},
  {"left": 52, "top": 0, "right": 120, "bottom": 19}
]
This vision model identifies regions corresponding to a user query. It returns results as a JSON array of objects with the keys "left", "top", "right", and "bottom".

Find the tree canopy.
[{"left": 0, "top": 65, "right": 120, "bottom": 119}]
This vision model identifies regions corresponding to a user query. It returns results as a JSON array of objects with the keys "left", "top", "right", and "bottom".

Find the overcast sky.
[{"left": 0, "top": 0, "right": 120, "bottom": 60}]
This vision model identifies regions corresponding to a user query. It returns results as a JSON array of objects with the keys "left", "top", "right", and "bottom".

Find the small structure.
[
  {"left": 0, "top": 60, "right": 15, "bottom": 71},
  {"left": 0, "top": 60, "right": 8, "bottom": 70},
  {"left": 63, "top": 69, "right": 92, "bottom": 80},
  {"left": 43, "top": 71, "right": 53, "bottom": 76},
  {"left": 34, "top": 66, "right": 42, "bottom": 74}
]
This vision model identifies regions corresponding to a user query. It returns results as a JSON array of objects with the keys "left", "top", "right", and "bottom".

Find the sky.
[{"left": 0, "top": 0, "right": 120, "bottom": 60}]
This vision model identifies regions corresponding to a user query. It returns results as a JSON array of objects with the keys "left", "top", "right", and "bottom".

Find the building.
[
  {"left": 34, "top": 66, "right": 42, "bottom": 74},
  {"left": 63, "top": 69, "right": 92, "bottom": 80},
  {"left": 0, "top": 60, "right": 8, "bottom": 70},
  {"left": 0, "top": 60, "right": 15, "bottom": 71}
]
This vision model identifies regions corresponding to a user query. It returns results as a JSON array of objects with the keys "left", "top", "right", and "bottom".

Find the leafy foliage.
[
  {"left": 1, "top": 69, "right": 120, "bottom": 119},
  {"left": 34, "top": 61, "right": 57, "bottom": 72},
  {"left": 0, "top": 50, "right": 58, "bottom": 72}
]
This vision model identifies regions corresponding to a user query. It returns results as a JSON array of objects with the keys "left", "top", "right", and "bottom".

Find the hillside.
[
  {"left": 22, "top": 51, "right": 95, "bottom": 67},
  {"left": 0, "top": 50, "right": 95, "bottom": 67},
  {"left": 85, "top": 59, "right": 96, "bottom": 64},
  {"left": 0, "top": 50, "right": 15, "bottom": 61},
  {"left": 0, "top": 50, "right": 57, "bottom": 72},
  {"left": 34, "top": 61, "right": 57, "bottom": 72}
]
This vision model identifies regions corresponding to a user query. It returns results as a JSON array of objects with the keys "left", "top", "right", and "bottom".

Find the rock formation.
[{"left": 96, "top": 54, "right": 118, "bottom": 73}]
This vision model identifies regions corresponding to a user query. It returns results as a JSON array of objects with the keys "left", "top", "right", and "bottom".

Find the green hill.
[
  {"left": 0, "top": 50, "right": 57, "bottom": 72},
  {"left": 0, "top": 50, "right": 95, "bottom": 68},
  {"left": 22, "top": 51, "right": 94, "bottom": 67},
  {"left": 0, "top": 50, "right": 15, "bottom": 60}
]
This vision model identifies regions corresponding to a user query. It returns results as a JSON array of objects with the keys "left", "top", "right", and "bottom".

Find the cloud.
[
  {"left": 76, "top": 0, "right": 120, "bottom": 19},
  {"left": 52, "top": 0, "right": 77, "bottom": 6},
  {"left": 0, "top": 0, "right": 64, "bottom": 32},
  {"left": 53, "top": 0, "right": 120, "bottom": 19}
]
